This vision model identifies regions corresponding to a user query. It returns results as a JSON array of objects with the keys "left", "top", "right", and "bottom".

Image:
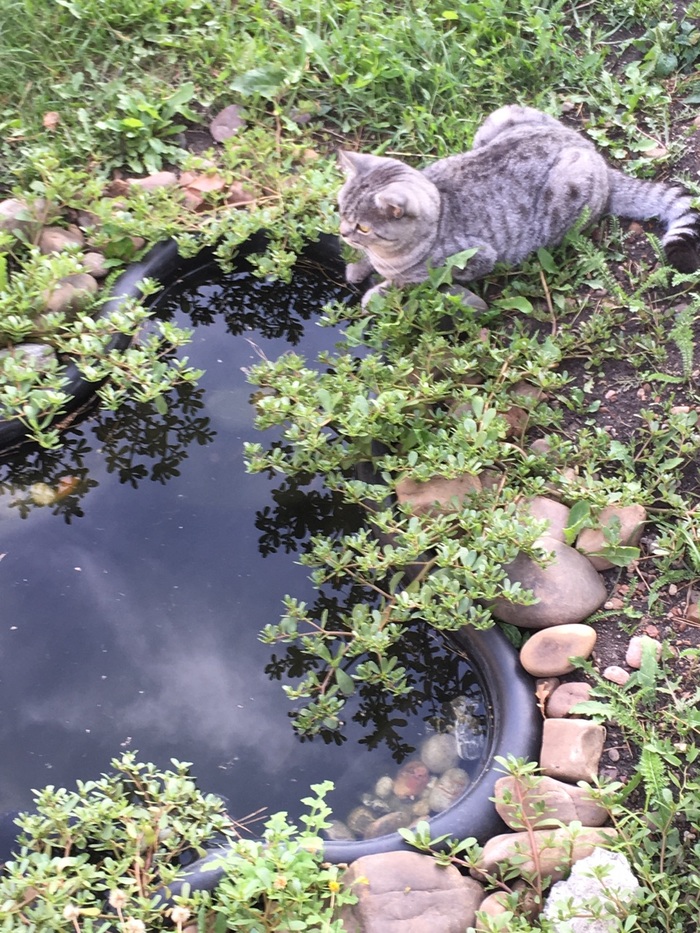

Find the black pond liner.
[{"left": 0, "top": 234, "right": 542, "bottom": 887}]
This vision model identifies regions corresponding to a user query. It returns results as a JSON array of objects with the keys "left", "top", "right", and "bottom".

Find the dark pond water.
[{"left": 0, "top": 247, "right": 487, "bottom": 833}]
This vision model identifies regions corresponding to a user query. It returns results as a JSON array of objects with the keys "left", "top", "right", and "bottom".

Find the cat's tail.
[{"left": 607, "top": 169, "right": 700, "bottom": 273}]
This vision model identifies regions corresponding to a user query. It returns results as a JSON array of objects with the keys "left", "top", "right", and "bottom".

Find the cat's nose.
[{"left": 339, "top": 220, "right": 353, "bottom": 239}]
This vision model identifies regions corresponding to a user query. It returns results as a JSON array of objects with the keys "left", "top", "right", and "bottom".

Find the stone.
[
  {"left": 395, "top": 473, "right": 482, "bottom": 516},
  {"left": 420, "top": 733, "right": 460, "bottom": 774},
  {"left": 129, "top": 171, "right": 179, "bottom": 190},
  {"left": 209, "top": 104, "right": 246, "bottom": 141},
  {"left": 603, "top": 665, "right": 630, "bottom": 686},
  {"left": 519, "top": 624, "right": 597, "bottom": 677},
  {"left": 474, "top": 892, "right": 511, "bottom": 930},
  {"left": 472, "top": 827, "right": 618, "bottom": 885},
  {"left": 540, "top": 719, "right": 606, "bottom": 782},
  {"left": 489, "top": 536, "right": 607, "bottom": 629},
  {"left": 428, "top": 767, "right": 470, "bottom": 813},
  {"left": 520, "top": 496, "right": 570, "bottom": 542},
  {"left": 494, "top": 775, "right": 610, "bottom": 830},
  {"left": 576, "top": 505, "right": 646, "bottom": 570},
  {"left": 364, "top": 810, "right": 411, "bottom": 839},
  {"left": 81, "top": 251, "right": 109, "bottom": 278},
  {"left": 44, "top": 273, "right": 99, "bottom": 316},
  {"left": 547, "top": 681, "right": 593, "bottom": 718},
  {"left": 38, "top": 224, "right": 85, "bottom": 254},
  {"left": 0, "top": 197, "right": 46, "bottom": 241},
  {"left": 339, "top": 851, "right": 485, "bottom": 933},
  {"left": 392, "top": 760, "right": 430, "bottom": 799},
  {"left": 625, "top": 635, "right": 662, "bottom": 669},
  {"left": 0, "top": 343, "right": 57, "bottom": 370},
  {"left": 541, "top": 847, "right": 640, "bottom": 931}
]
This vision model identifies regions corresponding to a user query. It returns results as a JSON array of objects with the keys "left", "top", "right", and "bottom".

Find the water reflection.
[{"left": 0, "top": 251, "right": 488, "bottom": 828}]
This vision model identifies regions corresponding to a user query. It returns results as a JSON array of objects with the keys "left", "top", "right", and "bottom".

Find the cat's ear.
[
  {"left": 375, "top": 183, "right": 410, "bottom": 219},
  {"left": 338, "top": 150, "right": 385, "bottom": 176}
]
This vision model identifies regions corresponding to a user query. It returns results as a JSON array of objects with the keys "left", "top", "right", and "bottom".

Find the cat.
[{"left": 337, "top": 104, "right": 700, "bottom": 305}]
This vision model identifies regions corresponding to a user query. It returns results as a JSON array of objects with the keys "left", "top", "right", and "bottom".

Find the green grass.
[{"left": 1, "top": 1, "right": 700, "bottom": 929}]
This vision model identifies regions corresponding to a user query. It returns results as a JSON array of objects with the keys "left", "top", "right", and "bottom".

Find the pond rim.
[{"left": 1, "top": 234, "right": 542, "bottom": 877}]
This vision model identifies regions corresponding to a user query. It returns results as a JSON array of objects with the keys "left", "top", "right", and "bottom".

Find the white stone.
[{"left": 542, "top": 847, "right": 639, "bottom": 931}]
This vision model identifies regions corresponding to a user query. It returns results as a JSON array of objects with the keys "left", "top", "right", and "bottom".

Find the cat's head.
[{"left": 337, "top": 151, "right": 440, "bottom": 274}]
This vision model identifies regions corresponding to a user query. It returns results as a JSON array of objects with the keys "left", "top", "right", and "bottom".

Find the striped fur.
[{"left": 338, "top": 105, "right": 699, "bottom": 301}]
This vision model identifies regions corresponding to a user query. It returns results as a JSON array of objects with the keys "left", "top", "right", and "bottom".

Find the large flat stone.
[{"left": 339, "top": 851, "right": 485, "bottom": 932}]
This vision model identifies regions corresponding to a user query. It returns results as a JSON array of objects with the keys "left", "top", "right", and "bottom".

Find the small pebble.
[{"left": 603, "top": 666, "right": 630, "bottom": 686}]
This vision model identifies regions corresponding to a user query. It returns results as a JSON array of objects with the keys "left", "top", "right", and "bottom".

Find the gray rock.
[
  {"left": 420, "top": 733, "right": 460, "bottom": 774},
  {"left": 490, "top": 535, "right": 607, "bottom": 629},
  {"left": 0, "top": 343, "right": 57, "bottom": 371},
  {"left": 395, "top": 473, "right": 482, "bottom": 516},
  {"left": 81, "top": 251, "right": 109, "bottom": 278},
  {"left": 542, "top": 847, "right": 640, "bottom": 931},
  {"left": 339, "top": 851, "right": 485, "bottom": 933},
  {"left": 130, "top": 171, "right": 179, "bottom": 190}
]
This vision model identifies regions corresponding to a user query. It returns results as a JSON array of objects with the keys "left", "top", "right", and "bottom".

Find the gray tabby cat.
[{"left": 337, "top": 105, "right": 700, "bottom": 305}]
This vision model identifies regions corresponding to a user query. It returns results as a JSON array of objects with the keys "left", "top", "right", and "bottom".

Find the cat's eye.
[{"left": 356, "top": 223, "right": 371, "bottom": 234}]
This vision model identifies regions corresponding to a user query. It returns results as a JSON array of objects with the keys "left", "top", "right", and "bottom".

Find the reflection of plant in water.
[
  {"left": 94, "top": 381, "right": 214, "bottom": 487},
  {"left": 266, "top": 586, "right": 486, "bottom": 765},
  {"left": 254, "top": 468, "right": 364, "bottom": 557},
  {"left": 0, "top": 433, "right": 99, "bottom": 522},
  {"left": 0, "top": 381, "right": 214, "bottom": 517},
  {"left": 155, "top": 250, "right": 353, "bottom": 347}
]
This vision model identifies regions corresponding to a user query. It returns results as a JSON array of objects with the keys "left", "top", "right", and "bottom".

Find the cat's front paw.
[
  {"left": 346, "top": 258, "right": 374, "bottom": 284},
  {"left": 360, "top": 280, "right": 389, "bottom": 308}
]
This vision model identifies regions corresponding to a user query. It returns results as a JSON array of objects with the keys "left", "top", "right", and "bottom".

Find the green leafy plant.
[
  {"left": 94, "top": 84, "right": 196, "bottom": 175},
  {"left": 0, "top": 755, "right": 354, "bottom": 932}
]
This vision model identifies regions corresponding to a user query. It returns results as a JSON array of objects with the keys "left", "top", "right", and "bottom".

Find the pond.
[{"left": 0, "top": 244, "right": 488, "bottom": 841}]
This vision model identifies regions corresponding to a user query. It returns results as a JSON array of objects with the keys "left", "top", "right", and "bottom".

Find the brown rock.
[
  {"left": 474, "top": 892, "right": 511, "bottom": 930},
  {"left": 519, "top": 624, "right": 597, "bottom": 677},
  {"left": 519, "top": 496, "right": 570, "bottom": 542},
  {"left": 0, "top": 198, "right": 43, "bottom": 241},
  {"left": 494, "top": 775, "right": 610, "bottom": 830},
  {"left": 490, "top": 536, "right": 607, "bottom": 629},
  {"left": 625, "top": 635, "right": 662, "bottom": 669},
  {"left": 576, "top": 504, "right": 646, "bottom": 570},
  {"left": 44, "top": 273, "right": 98, "bottom": 316},
  {"left": 81, "top": 251, "right": 109, "bottom": 278},
  {"left": 209, "top": 104, "right": 246, "bottom": 141},
  {"left": 472, "top": 827, "right": 617, "bottom": 885},
  {"left": 546, "top": 681, "right": 592, "bottom": 718},
  {"left": 540, "top": 719, "right": 606, "bottom": 782},
  {"left": 603, "top": 665, "right": 630, "bottom": 685},
  {"left": 339, "top": 851, "right": 485, "bottom": 933},
  {"left": 396, "top": 474, "right": 482, "bottom": 516},
  {"left": 38, "top": 225, "right": 85, "bottom": 254},
  {"left": 130, "top": 171, "right": 179, "bottom": 190}
]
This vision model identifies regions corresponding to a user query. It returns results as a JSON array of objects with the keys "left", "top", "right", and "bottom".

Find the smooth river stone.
[
  {"left": 576, "top": 504, "right": 646, "bottom": 570},
  {"left": 519, "top": 623, "right": 597, "bottom": 677},
  {"left": 494, "top": 775, "right": 609, "bottom": 830},
  {"left": 519, "top": 496, "right": 570, "bottom": 542},
  {"left": 546, "top": 681, "right": 592, "bottom": 718},
  {"left": 489, "top": 535, "right": 607, "bottom": 629}
]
